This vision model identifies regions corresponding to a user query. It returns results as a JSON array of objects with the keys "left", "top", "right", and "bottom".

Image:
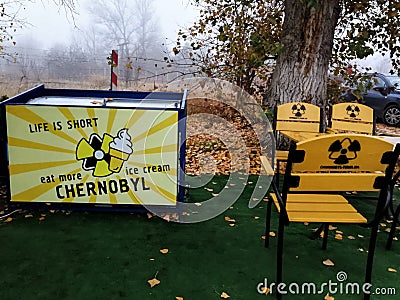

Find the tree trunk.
[{"left": 266, "top": 0, "right": 340, "bottom": 109}]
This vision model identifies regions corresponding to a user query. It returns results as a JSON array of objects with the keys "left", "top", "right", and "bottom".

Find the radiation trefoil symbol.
[
  {"left": 76, "top": 128, "right": 133, "bottom": 177},
  {"left": 291, "top": 103, "right": 306, "bottom": 117},
  {"left": 346, "top": 104, "right": 360, "bottom": 118},
  {"left": 328, "top": 138, "right": 361, "bottom": 165}
]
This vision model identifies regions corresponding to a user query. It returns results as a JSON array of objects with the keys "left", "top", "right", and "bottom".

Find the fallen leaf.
[
  {"left": 49, "top": 210, "right": 55, "bottom": 213},
  {"left": 325, "top": 293, "right": 335, "bottom": 300},
  {"left": 323, "top": 259, "right": 335, "bottom": 266},
  {"left": 303, "top": 222, "right": 309, "bottom": 226},
  {"left": 388, "top": 267, "right": 397, "bottom": 273},
  {"left": 160, "top": 249, "right": 169, "bottom": 254},
  {"left": 380, "top": 223, "right": 387, "bottom": 227},
  {"left": 204, "top": 187, "right": 213, "bottom": 192},
  {"left": 176, "top": 297, "right": 184, "bottom": 300},
  {"left": 335, "top": 234, "right": 343, "bottom": 240},
  {"left": 269, "top": 231, "right": 276, "bottom": 237},
  {"left": 224, "top": 216, "right": 236, "bottom": 223},
  {"left": 254, "top": 216, "right": 260, "bottom": 220},
  {"left": 212, "top": 193, "right": 219, "bottom": 197},
  {"left": 358, "top": 234, "right": 364, "bottom": 238},
  {"left": 194, "top": 202, "right": 202, "bottom": 206},
  {"left": 221, "top": 292, "right": 230, "bottom": 298},
  {"left": 347, "top": 236, "right": 356, "bottom": 240},
  {"left": 147, "top": 278, "right": 160, "bottom": 288},
  {"left": 260, "top": 287, "right": 270, "bottom": 295},
  {"left": 335, "top": 230, "right": 343, "bottom": 234},
  {"left": 329, "top": 225, "right": 337, "bottom": 230},
  {"left": 147, "top": 213, "right": 153, "bottom": 219},
  {"left": 261, "top": 235, "right": 266, "bottom": 240},
  {"left": 25, "top": 214, "right": 33, "bottom": 218},
  {"left": 90, "top": 100, "right": 103, "bottom": 105},
  {"left": 39, "top": 217, "right": 45, "bottom": 221},
  {"left": 4, "top": 217, "right": 12, "bottom": 223},
  {"left": 229, "top": 224, "right": 235, "bottom": 227}
]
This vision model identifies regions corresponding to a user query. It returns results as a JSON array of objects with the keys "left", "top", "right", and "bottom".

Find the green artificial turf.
[{"left": 0, "top": 175, "right": 399, "bottom": 300}]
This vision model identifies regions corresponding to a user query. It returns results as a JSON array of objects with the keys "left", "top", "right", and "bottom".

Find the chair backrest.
[
  {"left": 284, "top": 134, "right": 395, "bottom": 193},
  {"left": 330, "top": 102, "right": 375, "bottom": 135},
  {"left": 275, "top": 102, "right": 322, "bottom": 133}
]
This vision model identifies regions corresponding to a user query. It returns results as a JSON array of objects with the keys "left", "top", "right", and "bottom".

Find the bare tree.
[{"left": 85, "top": 0, "right": 162, "bottom": 86}]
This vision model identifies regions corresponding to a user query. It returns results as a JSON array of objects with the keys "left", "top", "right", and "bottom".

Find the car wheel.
[{"left": 383, "top": 105, "right": 400, "bottom": 127}]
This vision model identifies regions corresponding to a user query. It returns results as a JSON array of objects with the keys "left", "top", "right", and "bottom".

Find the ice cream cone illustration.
[{"left": 108, "top": 129, "right": 133, "bottom": 172}]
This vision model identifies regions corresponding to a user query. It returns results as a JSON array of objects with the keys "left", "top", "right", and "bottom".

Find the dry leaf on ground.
[
  {"left": 221, "top": 292, "right": 230, "bottom": 298},
  {"left": 4, "top": 217, "right": 12, "bottom": 223},
  {"left": 335, "top": 234, "right": 343, "bottom": 240},
  {"left": 325, "top": 294, "right": 334, "bottom": 300},
  {"left": 260, "top": 287, "right": 270, "bottom": 295},
  {"left": 347, "top": 236, "right": 356, "bottom": 240},
  {"left": 176, "top": 297, "right": 184, "bottom": 300},
  {"left": 147, "top": 278, "right": 160, "bottom": 288},
  {"left": 387, "top": 267, "right": 397, "bottom": 273},
  {"left": 160, "top": 249, "right": 169, "bottom": 254},
  {"left": 224, "top": 216, "right": 236, "bottom": 222},
  {"left": 323, "top": 259, "right": 335, "bottom": 266}
]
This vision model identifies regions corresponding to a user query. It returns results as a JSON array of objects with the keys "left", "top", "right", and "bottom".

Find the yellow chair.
[
  {"left": 327, "top": 102, "right": 375, "bottom": 135},
  {"left": 273, "top": 102, "right": 323, "bottom": 178},
  {"left": 263, "top": 134, "right": 400, "bottom": 300}
]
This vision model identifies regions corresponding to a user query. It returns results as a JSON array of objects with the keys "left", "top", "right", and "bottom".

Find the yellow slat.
[
  {"left": 276, "top": 122, "right": 320, "bottom": 132},
  {"left": 287, "top": 211, "right": 367, "bottom": 223},
  {"left": 275, "top": 150, "right": 289, "bottom": 160},
  {"left": 291, "top": 173, "right": 382, "bottom": 192},
  {"left": 285, "top": 203, "right": 358, "bottom": 212},
  {"left": 331, "top": 102, "right": 374, "bottom": 123},
  {"left": 276, "top": 102, "right": 321, "bottom": 133},
  {"left": 331, "top": 120, "right": 373, "bottom": 134},
  {"left": 270, "top": 193, "right": 349, "bottom": 204}
]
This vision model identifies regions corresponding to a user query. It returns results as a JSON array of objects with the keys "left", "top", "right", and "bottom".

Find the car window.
[
  {"left": 387, "top": 76, "right": 400, "bottom": 90},
  {"left": 369, "top": 77, "right": 386, "bottom": 89}
]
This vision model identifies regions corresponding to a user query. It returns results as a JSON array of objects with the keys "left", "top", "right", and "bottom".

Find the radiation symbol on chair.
[
  {"left": 346, "top": 104, "right": 360, "bottom": 118},
  {"left": 76, "top": 128, "right": 133, "bottom": 177},
  {"left": 291, "top": 103, "right": 306, "bottom": 118},
  {"left": 328, "top": 138, "right": 361, "bottom": 164}
]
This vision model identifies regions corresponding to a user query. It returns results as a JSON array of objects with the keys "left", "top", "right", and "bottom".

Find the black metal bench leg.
[
  {"left": 386, "top": 205, "right": 400, "bottom": 250},
  {"left": 364, "top": 224, "right": 379, "bottom": 300},
  {"left": 276, "top": 214, "right": 285, "bottom": 300},
  {"left": 322, "top": 223, "right": 329, "bottom": 250},
  {"left": 265, "top": 198, "right": 273, "bottom": 248}
]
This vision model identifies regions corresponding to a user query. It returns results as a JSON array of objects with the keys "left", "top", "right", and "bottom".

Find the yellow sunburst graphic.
[{"left": 6, "top": 105, "right": 179, "bottom": 206}]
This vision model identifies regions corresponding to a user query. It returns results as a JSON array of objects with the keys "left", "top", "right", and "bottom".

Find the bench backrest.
[
  {"left": 285, "top": 134, "right": 394, "bottom": 192},
  {"left": 275, "top": 102, "right": 322, "bottom": 133},
  {"left": 330, "top": 102, "right": 375, "bottom": 135}
]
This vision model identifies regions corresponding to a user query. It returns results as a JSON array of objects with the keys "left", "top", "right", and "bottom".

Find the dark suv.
[{"left": 340, "top": 73, "right": 400, "bottom": 126}]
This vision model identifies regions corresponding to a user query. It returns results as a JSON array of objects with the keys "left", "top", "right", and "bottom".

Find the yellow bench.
[
  {"left": 263, "top": 134, "right": 400, "bottom": 300},
  {"left": 274, "top": 102, "right": 323, "bottom": 172}
]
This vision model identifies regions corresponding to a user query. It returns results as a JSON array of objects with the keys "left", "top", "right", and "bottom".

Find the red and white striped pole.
[{"left": 110, "top": 50, "right": 118, "bottom": 90}]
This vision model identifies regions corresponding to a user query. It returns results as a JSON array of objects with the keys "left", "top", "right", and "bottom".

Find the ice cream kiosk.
[{"left": 0, "top": 85, "right": 187, "bottom": 213}]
